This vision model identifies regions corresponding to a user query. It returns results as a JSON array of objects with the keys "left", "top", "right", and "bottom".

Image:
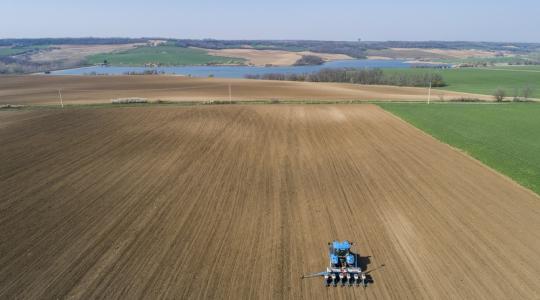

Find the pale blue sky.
[{"left": 1, "top": 0, "right": 539, "bottom": 42}]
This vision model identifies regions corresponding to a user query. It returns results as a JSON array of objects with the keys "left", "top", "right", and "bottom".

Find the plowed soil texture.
[
  {"left": 1, "top": 105, "right": 539, "bottom": 299},
  {"left": 0, "top": 75, "right": 490, "bottom": 105}
]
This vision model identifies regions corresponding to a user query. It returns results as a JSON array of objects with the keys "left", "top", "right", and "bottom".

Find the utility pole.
[
  {"left": 58, "top": 89, "right": 64, "bottom": 108},
  {"left": 229, "top": 83, "right": 232, "bottom": 104},
  {"left": 427, "top": 81, "right": 432, "bottom": 104}
]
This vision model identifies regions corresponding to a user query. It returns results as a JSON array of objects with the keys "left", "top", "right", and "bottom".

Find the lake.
[{"left": 51, "top": 59, "right": 411, "bottom": 78}]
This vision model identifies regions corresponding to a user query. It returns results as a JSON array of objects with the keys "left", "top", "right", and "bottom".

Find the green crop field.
[
  {"left": 86, "top": 45, "right": 245, "bottom": 66},
  {"left": 485, "top": 65, "right": 540, "bottom": 71},
  {"left": 0, "top": 47, "right": 26, "bottom": 57},
  {"left": 383, "top": 68, "right": 540, "bottom": 98},
  {"left": 379, "top": 103, "right": 540, "bottom": 195},
  {"left": 0, "top": 45, "right": 48, "bottom": 58}
]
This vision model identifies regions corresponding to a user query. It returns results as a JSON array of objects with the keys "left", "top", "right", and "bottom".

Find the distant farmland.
[
  {"left": 86, "top": 45, "right": 245, "bottom": 66},
  {"left": 0, "top": 75, "right": 491, "bottom": 106},
  {"left": 379, "top": 102, "right": 540, "bottom": 195},
  {"left": 0, "top": 45, "right": 49, "bottom": 58},
  {"left": 384, "top": 67, "right": 540, "bottom": 99}
]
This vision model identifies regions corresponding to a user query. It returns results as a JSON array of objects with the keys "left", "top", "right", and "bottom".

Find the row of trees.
[
  {"left": 493, "top": 85, "right": 535, "bottom": 102},
  {"left": 459, "top": 58, "right": 540, "bottom": 68},
  {"left": 245, "top": 68, "right": 446, "bottom": 87},
  {"left": 508, "top": 59, "right": 540, "bottom": 66},
  {"left": 0, "top": 59, "right": 83, "bottom": 74},
  {"left": 0, "top": 38, "right": 149, "bottom": 47}
]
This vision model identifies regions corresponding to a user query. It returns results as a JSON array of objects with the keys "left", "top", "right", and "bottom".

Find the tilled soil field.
[
  {"left": 1, "top": 105, "right": 539, "bottom": 299},
  {"left": 0, "top": 75, "right": 490, "bottom": 105}
]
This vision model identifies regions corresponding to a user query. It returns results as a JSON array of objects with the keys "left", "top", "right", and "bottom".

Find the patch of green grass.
[
  {"left": 0, "top": 45, "right": 48, "bottom": 57},
  {"left": 486, "top": 65, "right": 540, "bottom": 71},
  {"left": 0, "top": 47, "right": 25, "bottom": 57},
  {"left": 379, "top": 103, "right": 540, "bottom": 195},
  {"left": 85, "top": 46, "right": 245, "bottom": 66},
  {"left": 436, "top": 56, "right": 527, "bottom": 65},
  {"left": 384, "top": 68, "right": 540, "bottom": 98}
]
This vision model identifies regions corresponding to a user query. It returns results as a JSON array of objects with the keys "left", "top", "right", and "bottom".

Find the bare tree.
[
  {"left": 493, "top": 88, "right": 506, "bottom": 102},
  {"left": 245, "top": 68, "right": 446, "bottom": 88},
  {"left": 512, "top": 87, "right": 520, "bottom": 102},
  {"left": 522, "top": 85, "right": 533, "bottom": 99},
  {"left": 438, "top": 93, "right": 445, "bottom": 102}
]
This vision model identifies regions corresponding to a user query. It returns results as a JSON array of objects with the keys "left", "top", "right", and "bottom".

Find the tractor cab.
[{"left": 329, "top": 240, "right": 355, "bottom": 268}]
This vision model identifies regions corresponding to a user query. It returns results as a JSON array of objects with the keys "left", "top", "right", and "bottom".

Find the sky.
[{"left": 1, "top": 0, "right": 539, "bottom": 42}]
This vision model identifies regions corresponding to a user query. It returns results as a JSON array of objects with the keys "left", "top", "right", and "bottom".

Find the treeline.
[
  {"left": 123, "top": 70, "right": 165, "bottom": 75},
  {"left": 411, "top": 64, "right": 452, "bottom": 69},
  {"left": 245, "top": 68, "right": 446, "bottom": 87},
  {"left": 174, "top": 39, "right": 540, "bottom": 55},
  {"left": 456, "top": 58, "right": 540, "bottom": 68},
  {"left": 174, "top": 39, "right": 368, "bottom": 58},
  {"left": 293, "top": 55, "right": 324, "bottom": 66},
  {"left": 0, "top": 58, "right": 85, "bottom": 74},
  {"left": 508, "top": 59, "right": 540, "bottom": 65},
  {"left": 360, "top": 41, "right": 540, "bottom": 53},
  {"left": 0, "top": 38, "right": 150, "bottom": 47},
  {"left": 0, "top": 47, "right": 85, "bottom": 74},
  {"left": 493, "top": 85, "right": 535, "bottom": 102},
  {"left": 2, "top": 38, "right": 539, "bottom": 54},
  {"left": 0, "top": 60, "right": 83, "bottom": 74}
]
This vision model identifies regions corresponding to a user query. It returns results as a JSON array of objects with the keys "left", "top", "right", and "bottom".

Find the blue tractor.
[
  {"left": 302, "top": 240, "right": 368, "bottom": 287},
  {"left": 330, "top": 240, "right": 356, "bottom": 269}
]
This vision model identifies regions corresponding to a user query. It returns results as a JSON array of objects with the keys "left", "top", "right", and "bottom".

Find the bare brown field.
[
  {"left": 205, "top": 48, "right": 352, "bottom": 66},
  {"left": 29, "top": 44, "right": 142, "bottom": 63},
  {"left": 1, "top": 105, "right": 539, "bottom": 299},
  {"left": 367, "top": 48, "right": 498, "bottom": 60},
  {"left": 0, "top": 75, "right": 490, "bottom": 105},
  {"left": 417, "top": 48, "right": 498, "bottom": 58}
]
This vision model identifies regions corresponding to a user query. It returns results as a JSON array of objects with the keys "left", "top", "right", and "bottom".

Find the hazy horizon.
[
  {"left": 1, "top": 36, "right": 539, "bottom": 44},
  {"left": 2, "top": 0, "right": 540, "bottom": 43}
]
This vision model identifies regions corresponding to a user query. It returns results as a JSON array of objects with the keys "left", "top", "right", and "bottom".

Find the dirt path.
[
  {"left": 1, "top": 105, "right": 538, "bottom": 299},
  {"left": 0, "top": 76, "right": 491, "bottom": 105}
]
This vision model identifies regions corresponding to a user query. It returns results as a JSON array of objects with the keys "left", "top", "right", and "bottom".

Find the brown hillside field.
[
  {"left": 366, "top": 48, "right": 497, "bottom": 60},
  {"left": 29, "top": 44, "right": 142, "bottom": 63},
  {"left": 1, "top": 105, "right": 539, "bottom": 299},
  {"left": 204, "top": 48, "right": 352, "bottom": 66},
  {"left": 0, "top": 75, "right": 489, "bottom": 105}
]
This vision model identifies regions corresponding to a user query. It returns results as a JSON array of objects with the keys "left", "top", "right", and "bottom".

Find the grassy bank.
[
  {"left": 86, "top": 45, "right": 245, "bottom": 66},
  {"left": 384, "top": 67, "right": 540, "bottom": 98},
  {"left": 379, "top": 103, "right": 540, "bottom": 195}
]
